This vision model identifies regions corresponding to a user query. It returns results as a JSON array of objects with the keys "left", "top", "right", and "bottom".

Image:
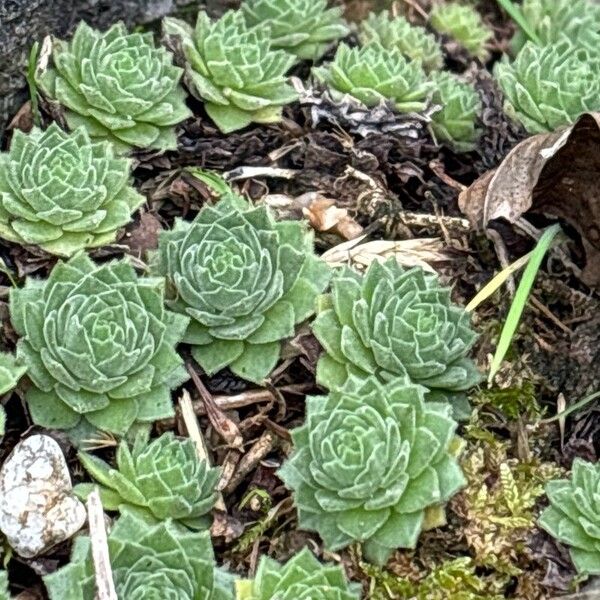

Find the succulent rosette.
[
  {"left": 163, "top": 10, "right": 298, "bottom": 133},
  {"left": 359, "top": 11, "right": 444, "bottom": 72},
  {"left": 241, "top": 0, "right": 350, "bottom": 62},
  {"left": 44, "top": 509, "right": 234, "bottom": 599},
  {"left": 495, "top": 40, "right": 600, "bottom": 134},
  {"left": 429, "top": 71, "right": 482, "bottom": 152},
  {"left": 539, "top": 459, "right": 600, "bottom": 575},
  {"left": 236, "top": 548, "right": 361, "bottom": 599},
  {"left": 0, "top": 124, "right": 145, "bottom": 255},
  {"left": 278, "top": 377, "right": 466, "bottom": 565},
  {"left": 312, "top": 259, "right": 481, "bottom": 406},
  {"left": 313, "top": 42, "right": 435, "bottom": 113},
  {"left": 75, "top": 431, "right": 219, "bottom": 529},
  {"left": 10, "top": 253, "right": 189, "bottom": 438},
  {"left": 512, "top": 0, "right": 600, "bottom": 54},
  {"left": 155, "top": 195, "right": 330, "bottom": 383},
  {"left": 429, "top": 3, "right": 492, "bottom": 61},
  {"left": 38, "top": 22, "right": 191, "bottom": 153}
]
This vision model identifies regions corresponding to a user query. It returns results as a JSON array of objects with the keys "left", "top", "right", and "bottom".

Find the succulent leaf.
[
  {"left": 512, "top": 0, "right": 600, "bottom": 54},
  {"left": 312, "top": 259, "right": 481, "bottom": 405},
  {"left": 429, "top": 71, "right": 481, "bottom": 152},
  {"left": 38, "top": 22, "right": 191, "bottom": 153},
  {"left": 495, "top": 40, "right": 600, "bottom": 134},
  {"left": 0, "top": 346, "right": 27, "bottom": 397},
  {"left": 0, "top": 571, "right": 8, "bottom": 600},
  {"left": 43, "top": 508, "right": 234, "bottom": 599},
  {"left": 74, "top": 431, "right": 219, "bottom": 528},
  {"left": 155, "top": 195, "right": 330, "bottom": 383},
  {"left": 163, "top": 11, "right": 298, "bottom": 133},
  {"left": 429, "top": 3, "right": 492, "bottom": 61},
  {"left": 539, "top": 459, "right": 600, "bottom": 575},
  {"left": 0, "top": 124, "right": 145, "bottom": 255},
  {"left": 9, "top": 253, "right": 189, "bottom": 437},
  {"left": 241, "top": 0, "right": 350, "bottom": 62},
  {"left": 313, "top": 42, "right": 435, "bottom": 113},
  {"left": 237, "top": 547, "right": 361, "bottom": 599},
  {"left": 359, "top": 11, "right": 444, "bottom": 72},
  {"left": 278, "top": 377, "right": 466, "bottom": 565}
]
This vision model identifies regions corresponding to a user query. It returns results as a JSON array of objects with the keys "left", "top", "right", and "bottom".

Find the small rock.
[{"left": 0, "top": 435, "right": 86, "bottom": 558}]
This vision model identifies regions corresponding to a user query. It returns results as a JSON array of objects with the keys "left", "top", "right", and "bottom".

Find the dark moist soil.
[{"left": 0, "top": 1, "right": 599, "bottom": 598}]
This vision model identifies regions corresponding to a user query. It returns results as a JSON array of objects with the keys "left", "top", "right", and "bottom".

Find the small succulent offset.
[
  {"left": 495, "top": 40, "right": 600, "bottom": 134},
  {"left": 155, "top": 195, "right": 330, "bottom": 383},
  {"left": 163, "top": 11, "right": 298, "bottom": 133},
  {"left": 278, "top": 377, "right": 466, "bottom": 565},
  {"left": 44, "top": 509, "right": 234, "bottom": 599},
  {"left": 313, "top": 43, "right": 435, "bottom": 113},
  {"left": 359, "top": 11, "right": 444, "bottom": 72},
  {"left": 236, "top": 548, "right": 361, "bottom": 599},
  {"left": 241, "top": 0, "right": 350, "bottom": 62},
  {"left": 429, "top": 3, "right": 493, "bottom": 61},
  {"left": 74, "top": 431, "right": 219, "bottom": 529},
  {"left": 312, "top": 259, "right": 481, "bottom": 406},
  {"left": 429, "top": 71, "right": 482, "bottom": 152},
  {"left": 10, "top": 254, "right": 189, "bottom": 438},
  {"left": 0, "top": 124, "right": 145, "bottom": 256},
  {"left": 38, "top": 22, "right": 191, "bottom": 153},
  {"left": 539, "top": 459, "right": 600, "bottom": 575},
  {"left": 512, "top": 0, "right": 600, "bottom": 54}
]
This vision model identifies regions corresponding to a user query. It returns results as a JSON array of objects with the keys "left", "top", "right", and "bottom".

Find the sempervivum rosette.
[
  {"left": 163, "top": 10, "right": 298, "bottom": 133},
  {"left": 495, "top": 39, "right": 600, "bottom": 134},
  {"left": 75, "top": 431, "right": 219, "bottom": 529},
  {"left": 312, "top": 259, "right": 481, "bottom": 406},
  {"left": 539, "top": 459, "right": 600, "bottom": 575},
  {"left": 241, "top": 0, "right": 350, "bottom": 62},
  {"left": 0, "top": 124, "right": 144, "bottom": 256},
  {"left": 278, "top": 377, "right": 466, "bottom": 565},
  {"left": 44, "top": 509, "right": 234, "bottom": 599},
  {"left": 313, "top": 42, "right": 435, "bottom": 113},
  {"left": 236, "top": 548, "right": 361, "bottom": 599},
  {"left": 155, "top": 195, "right": 330, "bottom": 383},
  {"left": 38, "top": 22, "right": 191, "bottom": 153},
  {"left": 10, "top": 254, "right": 189, "bottom": 438}
]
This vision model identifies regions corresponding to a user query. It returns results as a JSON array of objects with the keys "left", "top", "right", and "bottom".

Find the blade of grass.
[
  {"left": 466, "top": 250, "right": 533, "bottom": 312},
  {"left": 185, "top": 167, "right": 233, "bottom": 196},
  {"left": 26, "top": 41, "right": 41, "bottom": 127},
  {"left": 495, "top": 0, "right": 541, "bottom": 46},
  {"left": 488, "top": 224, "right": 561, "bottom": 383},
  {"left": 540, "top": 390, "right": 600, "bottom": 424}
]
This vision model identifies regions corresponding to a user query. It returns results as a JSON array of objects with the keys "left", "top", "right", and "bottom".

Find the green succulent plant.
[
  {"left": 236, "top": 547, "right": 361, "bottom": 599},
  {"left": 10, "top": 253, "right": 189, "bottom": 438},
  {"left": 154, "top": 194, "right": 330, "bottom": 383},
  {"left": 429, "top": 3, "right": 492, "bottom": 61},
  {"left": 512, "top": 0, "right": 600, "bottom": 54},
  {"left": 241, "top": 0, "right": 350, "bottom": 62},
  {"left": 539, "top": 459, "right": 600, "bottom": 575},
  {"left": 278, "top": 377, "right": 466, "bottom": 565},
  {"left": 44, "top": 508, "right": 234, "bottom": 599},
  {"left": 0, "top": 349, "right": 27, "bottom": 397},
  {"left": 312, "top": 259, "right": 481, "bottom": 408},
  {"left": 495, "top": 40, "right": 600, "bottom": 134},
  {"left": 38, "top": 21, "right": 191, "bottom": 153},
  {"left": 74, "top": 431, "right": 219, "bottom": 529},
  {"left": 429, "top": 71, "right": 481, "bottom": 152},
  {"left": 359, "top": 11, "right": 444, "bottom": 72},
  {"left": 0, "top": 124, "right": 145, "bottom": 256},
  {"left": 313, "top": 42, "right": 435, "bottom": 112},
  {"left": 163, "top": 10, "right": 298, "bottom": 133}
]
